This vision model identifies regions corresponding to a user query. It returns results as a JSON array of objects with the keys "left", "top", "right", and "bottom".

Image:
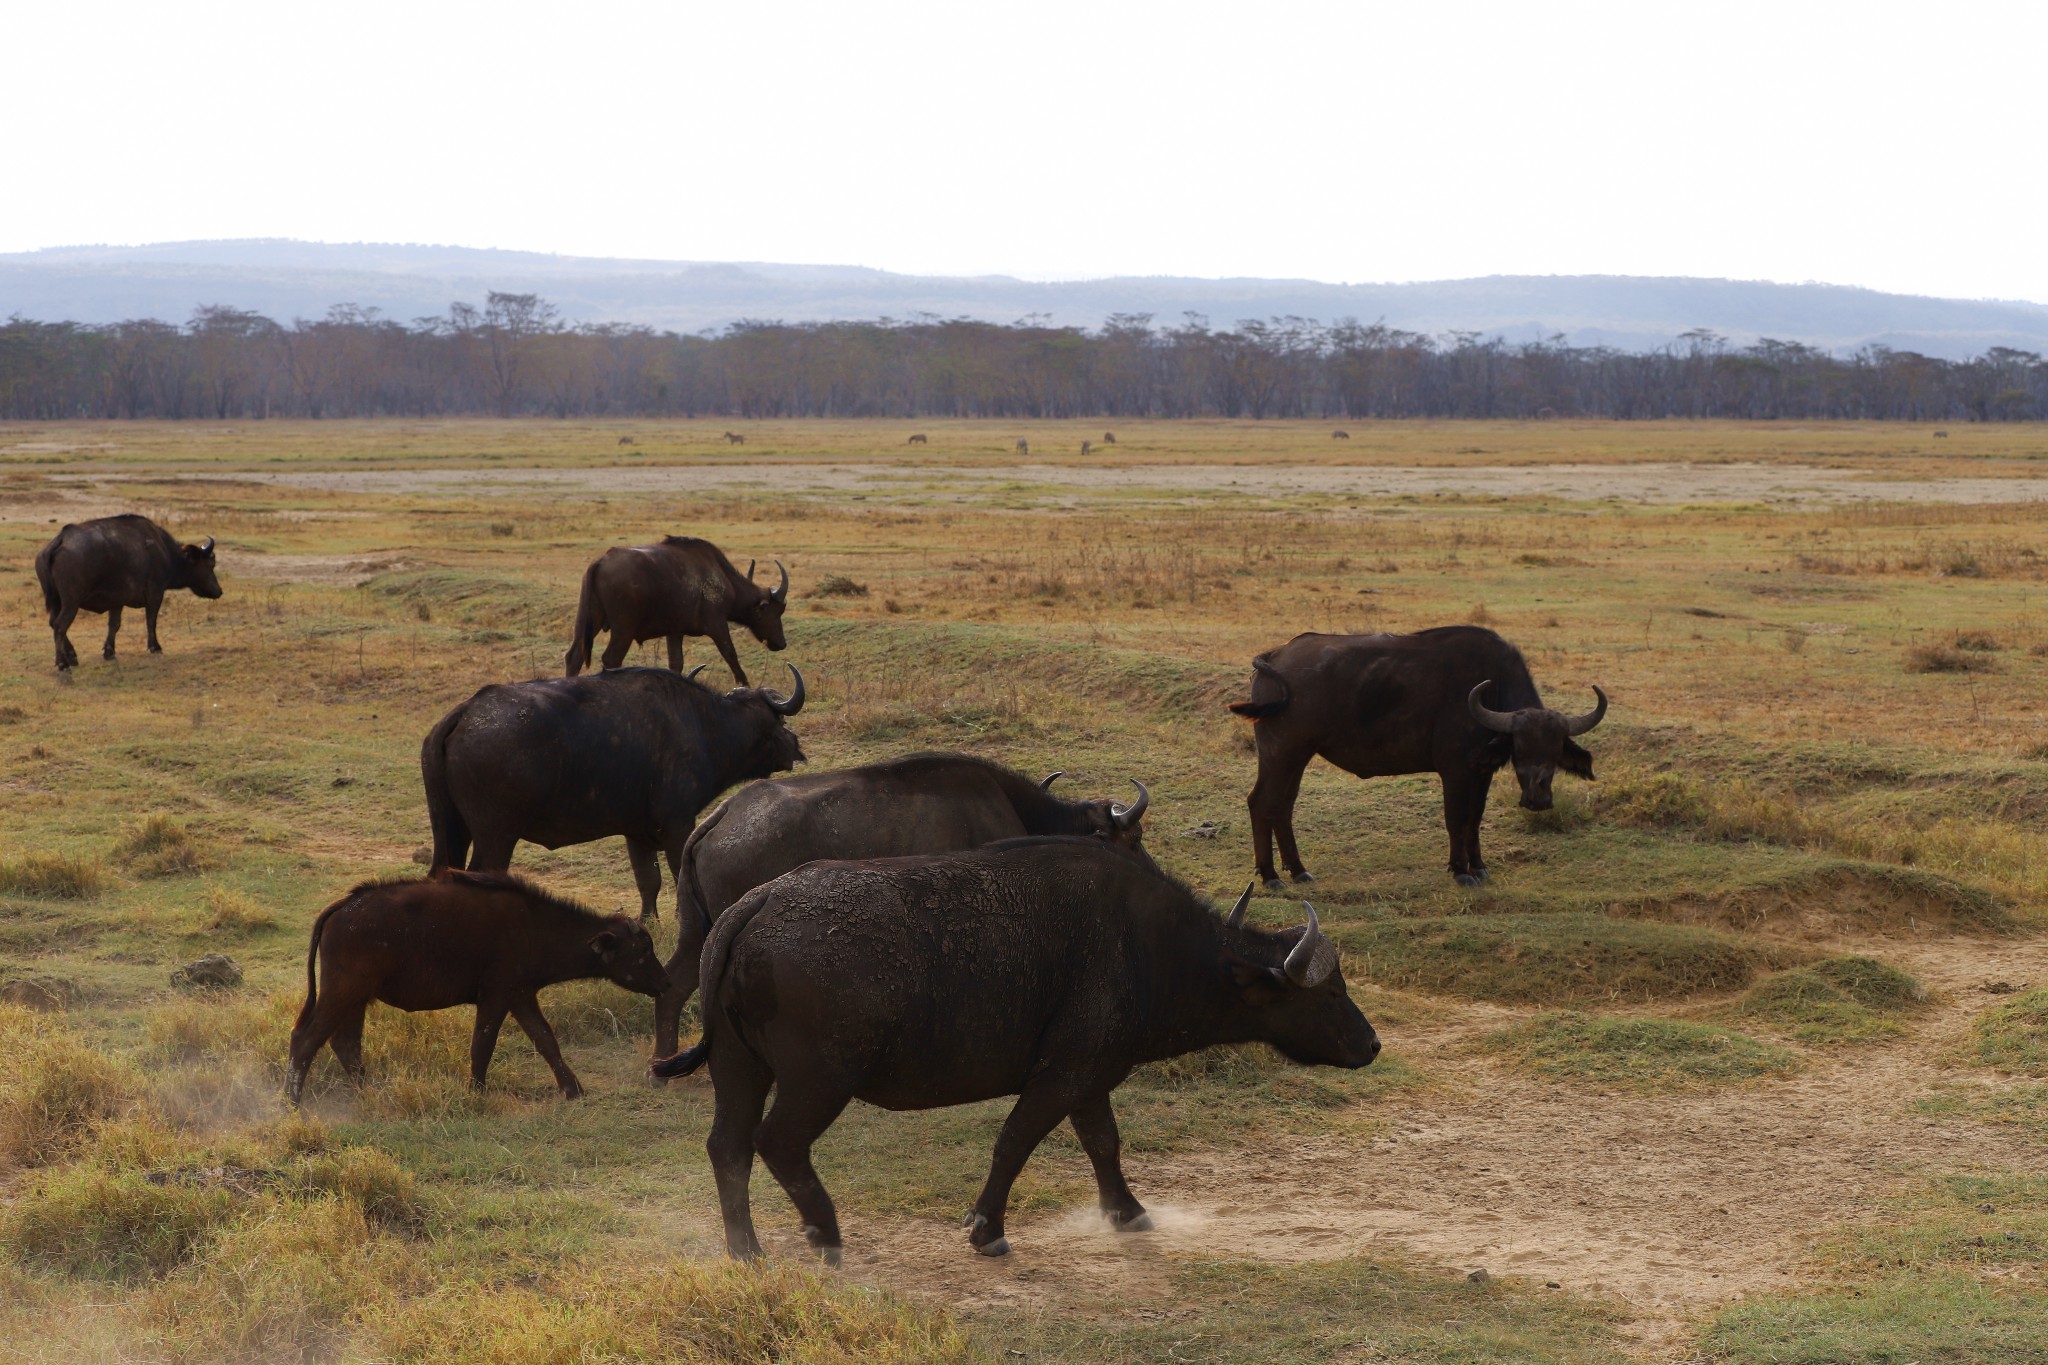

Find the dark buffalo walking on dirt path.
[
  {"left": 287, "top": 869, "right": 668, "bottom": 1102},
  {"left": 1229, "top": 626, "right": 1606, "bottom": 888},
  {"left": 650, "top": 753, "right": 1153, "bottom": 1061},
  {"left": 652, "top": 838, "right": 1377, "bottom": 1264},
  {"left": 34, "top": 514, "right": 220, "bottom": 671},
  {"left": 421, "top": 665, "right": 806, "bottom": 920},
  {"left": 564, "top": 536, "right": 789, "bottom": 683}
]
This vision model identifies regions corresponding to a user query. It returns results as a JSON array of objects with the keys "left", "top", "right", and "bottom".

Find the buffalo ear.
[
  {"left": 1560, "top": 739, "right": 1595, "bottom": 780},
  {"left": 589, "top": 929, "right": 620, "bottom": 957},
  {"left": 1223, "top": 953, "right": 1288, "bottom": 996}
]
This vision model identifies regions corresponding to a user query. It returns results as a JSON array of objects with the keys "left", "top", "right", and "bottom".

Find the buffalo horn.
[
  {"left": 1039, "top": 770, "right": 1065, "bottom": 791},
  {"left": 1224, "top": 879, "right": 1254, "bottom": 930},
  {"left": 747, "top": 558, "right": 757, "bottom": 580},
  {"left": 1283, "top": 902, "right": 1339, "bottom": 988},
  {"left": 1467, "top": 680, "right": 1516, "bottom": 734},
  {"left": 200, "top": 536, "right": 215, "bottom": 554},
  {"left": 687, "top": 664, "right": 710, "bottom": 683},
  {"left": 1564, "top": 685, "right": 1608, "bottom": 737},
  {"left": 771, "top": 559, "right": 789, "bottom": 604},
  {"left": 765, "top": 663, "right": 805, "bottom": 716},
  {"left": 1110, "top": 778, "right": 1149, "bottom": 830}
]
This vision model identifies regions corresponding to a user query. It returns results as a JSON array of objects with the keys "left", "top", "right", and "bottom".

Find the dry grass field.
[{"left": 4, "top": 417, "right": 2048, "bottom": 1362}]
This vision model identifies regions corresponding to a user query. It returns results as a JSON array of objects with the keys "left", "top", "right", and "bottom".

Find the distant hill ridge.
[{"left": 5, "top": 239, "right": 2046, "bottom": 361}]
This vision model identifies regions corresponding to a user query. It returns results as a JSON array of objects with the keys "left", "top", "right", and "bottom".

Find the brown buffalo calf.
[{"left": 287, "top": 870, "right": 667, "bottom": 1103}]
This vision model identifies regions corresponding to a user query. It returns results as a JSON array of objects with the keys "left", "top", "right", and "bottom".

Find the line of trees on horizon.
[{"left": 3, "top": 293, "right": 2045, "bottom": 423}]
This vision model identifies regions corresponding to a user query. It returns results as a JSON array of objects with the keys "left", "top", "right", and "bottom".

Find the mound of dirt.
[{"left": 1620, "top": 861, "right": 2010, "bottom": 939}]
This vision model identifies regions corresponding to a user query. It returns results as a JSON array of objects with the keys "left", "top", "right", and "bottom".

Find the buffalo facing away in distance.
[
  {"left": 564, "top": 537, "right": 789, "bottom": 683},
  {"left": 1229, "top": 626, "right": 1606, "bottom": 888},
  {"left": 650, "top": 753, "right": 1153, "bottom": 1060},
  {"left": 421, "top": 665, "right": 806, "bottom": 919},
  {"left": 653, "top": 838, "right": 1377, "bottom": 1263},
  {"left": 35, "top": 514, "right": 221, "bottom": 670},
  {"left": 907, "top": 433, "right": 928, "bottom": 445},
  {"left": 287, "top": 869, "right": 668, "bottom": 1102}
]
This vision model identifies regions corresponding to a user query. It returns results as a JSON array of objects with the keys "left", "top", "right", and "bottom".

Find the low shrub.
[
  {"left": 3, "top": 1166, "right": 237, "bottom": 1280},
  {"left": 116, "top": 814, "right": 213, "bottom": 877},
  {"left": 0, "top": 1033, "right": 138, "bottom": 1169},
  {"left": 814, "top": 573, "right": 870, "bottom": 597},
  {"left": 1477, "top": 1012, "right": 1802, "bottom": 1091},
  {"left": 203, "top": 885, "right": 278, "bottom": 935},
  {"left": 1905, "top": 643, "right": 1994, "bottom": 674},
  {"left": 0, "top": 852, "right": 103, "bottom": 899}
]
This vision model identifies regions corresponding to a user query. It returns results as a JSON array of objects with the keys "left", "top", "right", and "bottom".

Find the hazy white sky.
[{"left": 11, "top": 0, "right": 2047, "bottom": 302}]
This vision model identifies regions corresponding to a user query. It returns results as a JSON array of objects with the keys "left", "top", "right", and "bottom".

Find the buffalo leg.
[
  {"left": 754, "top": 1078, "right": 854, "bottom": 1265},
  {"left": 51, "top": 603, "right": 79, "bottom": 670},
  {"left": 1247, "top": 745, "right": 1314, "bottom": 890},
  {"left": 598, "top": 628, "right": 632, "bottom": 671},
  {"left": 328, "top": 1006, "right": 370, "bottom": 1085},
  {"left": 707, "top": 622, "right": 748, "bottom": 686},
  {"left": 651, "top": 935, "right": 700, "bottom": 1082},
  {"left": 466, "top": 831, "right": 517, "bottom": 874},
  {"left": 102, "top": 606, "right": 123, "bottom": 660},
  {"left": 1443, "top": 776, "right": 1490, "bottom": 884},
  {"left": 706, "top": 1042, "right": 773, "bottom": 1260},
  {"left": 144, "top": 592, "right": 164, "bottom": 653},
  {"left": 665, "top": 635, "right": 684, "bottom": 672},
  {"left": 470, "top": 998, "right": 511, "bottom": 1090},
  {"left": 510, "top": 993, "right": 583, "bottom": 1099},
  {"left": 286, "top": 992, "right": 368, "bottom": 1103},
  {"left": 625, "top": 836, "right": 663, "bottom": 921},
  {"left": 966, "top": 1080, "right": 1078, "bottom": 1256},
  {"left": 1069, "top": 1094, "right": 1149, "bottom": 1230}
]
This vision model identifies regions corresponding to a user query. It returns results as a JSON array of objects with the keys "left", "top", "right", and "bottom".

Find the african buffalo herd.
[{"left": 36, "top": 498, "right": 1609, "bottom": 1263}]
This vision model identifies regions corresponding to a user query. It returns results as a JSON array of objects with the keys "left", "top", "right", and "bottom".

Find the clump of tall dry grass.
[
  {"left": 0, "top": 1016, "right": 139, "bottom": 1170},
  {"left": 115, "top": 814, "right": 213, "bottom": 877},
  {"left": 0, "top": 852, "right": 103, "bottom": 900}
]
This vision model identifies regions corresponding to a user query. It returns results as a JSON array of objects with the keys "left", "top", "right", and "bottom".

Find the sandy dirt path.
[{"left": 97, "top": 460, "right": 2048, "bottom": 506}]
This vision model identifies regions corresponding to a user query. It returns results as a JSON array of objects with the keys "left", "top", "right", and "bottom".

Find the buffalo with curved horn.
[
  {"left": 1228, "top": 626, "right": 1607, "bottom": 887},
  {"left": 649, "top": 755, "right": 1157, "bottom": 1064},
  {"left": 565, "top": 537, "right": 789, "bottom": 684},
  {"left": 34, "top": 515, "right": 222, "bottom": 671}
]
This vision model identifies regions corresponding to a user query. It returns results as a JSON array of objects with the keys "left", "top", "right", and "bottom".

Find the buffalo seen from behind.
[
  {"left": 1229, "top": 626, "right": 1606, "bottom": 887},
  {"left": 653, "top": 838, "right": 1377, "bottom": 1264},
  {"left": 34, "top": 514, "right": 221, "bottom": 671},
  {"left": 287, "top": 869, "right": 668, "bottom": 1103},
  {"left": 565, "top": 536, "right": 789, "bottom": 683},
  {"left": 651, "top": 751, "right": 1153, "bottom": 1060},
  {"left": 422, "top": 664, "right": 806, "bottom": 920}
]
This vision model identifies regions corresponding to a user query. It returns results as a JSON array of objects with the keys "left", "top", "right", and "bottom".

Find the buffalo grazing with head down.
[
  {"left": 35, "top": 514, "right": 221, "bottom": 671},
  {"left": 649, "top": 752, "right": 1153, "bottom": 1061},
  {"left": 564, "top": 536, "right": 789, "bottom": 683},
  {"left": 421, "top": 665, "right": 806, "bottom": 920},
  {"left": 1229, "top": 626, "right": 1605, "bottom": 887},
  {"left": 287, "top": 869, "right": 667, "bottom": 1103},
  {"left": 653, "top": 838, "right": 1377, "bottom": 1264}
]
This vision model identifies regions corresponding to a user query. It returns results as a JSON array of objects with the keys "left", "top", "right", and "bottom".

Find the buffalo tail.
[
  {"left": 563, "top": 558, "right": 605, "bottom": 675},
  {"left": 295, "top": 896, "right": 349, "bottom": 1034},
  {"left": 33, "top": 538, "right": 60, "bottom": 617},
  {"left": 649, "top": 1038, "right": 709, "bottom": 1078},
  {"left": 419, "top": 704, "right": 471, "bottom": 873}
]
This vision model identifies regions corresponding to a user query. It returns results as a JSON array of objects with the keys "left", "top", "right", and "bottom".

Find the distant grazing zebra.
[
  {"left": 723, "top": 432, "right": 746, "bottom": 445},
  {"left": 908, "top": 433, "right": 928, "bottom": 445},
  {"left": 1015, "top": 439, "right": 1029, "bottom": 455},
  {"left": 1331, "top": 429, "right": 1350, "bottom": 440}
]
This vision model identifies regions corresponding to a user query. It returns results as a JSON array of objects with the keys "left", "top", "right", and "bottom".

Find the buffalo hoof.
[
  {"left": 1111, "top": 1210, "right": 1154, "bottom": 1233},
  {"left": 148, "top": 643, "right": 163, "bottom": 654},
  {"left": 964, "top": 1209, "right": 1009, "bottom": 1256},
  {"left": 1262, "top": 877, "right": 1286, "bottom": 892},
  {"left": 974, "top": 1236, "right": 1011, "bottom": 1257},
  {"left": 1290, "top": 870, "right": 1316, "bottom": 885},
  {"left": 1454, "top": 873, "right": 1483, "bottom": 888}
]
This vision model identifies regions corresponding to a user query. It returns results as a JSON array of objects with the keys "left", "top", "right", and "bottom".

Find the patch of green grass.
[
  {"left": 1967, "top": 988, "right": 2048, "bottom": 1076},
  {"left": 984, "top": 1254, "right": 1628, "bottom": 1364},
  {"left": 1732, "top": 955, "right": 1926, "bottom": 1046},
  {"left": 1475, "top": 1011, "right": 1802, "bottom": 1090},
  {"left": 3, "top": 1165, "right": 239, "bottom": 1281},
  {"left": 1342, "top": 913, "right": 1802, "bottom": 1004},
  {"left": 1918, "top": 1084, "right": 2048, "bottom": 1142},
  {"left": 1705, "top": 1275, "right": 2048, "bottom": 1364}
]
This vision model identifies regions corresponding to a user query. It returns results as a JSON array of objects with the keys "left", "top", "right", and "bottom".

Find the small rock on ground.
[{"left": 171, "top": 954, "right": 243, "bottom": 991}]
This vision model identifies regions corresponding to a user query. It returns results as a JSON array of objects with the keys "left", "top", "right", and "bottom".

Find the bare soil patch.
[{"left": 226, "top": 552, "right": 418, "bottom": 587}]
